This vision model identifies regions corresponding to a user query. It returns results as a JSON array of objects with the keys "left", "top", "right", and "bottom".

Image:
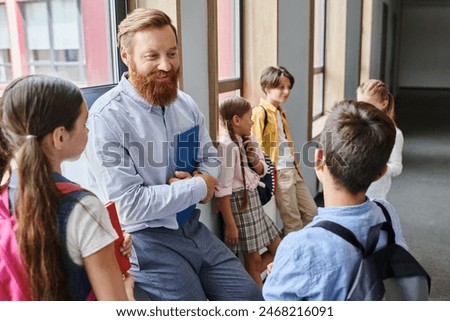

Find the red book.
[{"left": 105, "top": 201, "right": 131, "bottom": 274}]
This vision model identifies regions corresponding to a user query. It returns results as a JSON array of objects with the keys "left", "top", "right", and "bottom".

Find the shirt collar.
[{"left": 259, "top": 98, "right": 284, "bottom": 113}]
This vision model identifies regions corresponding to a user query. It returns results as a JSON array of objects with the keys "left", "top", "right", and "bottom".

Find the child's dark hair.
[
  {"left": 260, "top": 66, "right": 295, "bottom": 94},
  {"left": 319, "top": 100, "right": 396, "bottom": 195},
  {"left": 219, "top": 96, "right": 252, "bottom": 211},
  {"left": 1, "top": 74, "right": 84, "bottom": 300}
]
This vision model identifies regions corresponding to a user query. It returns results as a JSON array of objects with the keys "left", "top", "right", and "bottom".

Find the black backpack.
[
  {"left": 314, "top": 201, "right": 431, "bottom": 300},
  {"left": 253, "top": 106, "right": 276, "bottom": 206},
  {"left": 257, "top": 153, "right": 275, "bottom": 206}
]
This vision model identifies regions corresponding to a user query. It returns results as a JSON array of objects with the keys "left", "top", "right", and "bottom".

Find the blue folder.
[{"left": 175, "top": 126, "right": 199, "bottom": 226}]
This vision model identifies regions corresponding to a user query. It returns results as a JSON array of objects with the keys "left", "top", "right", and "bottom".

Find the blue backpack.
[{"left": 314, "top": 201, "right": 431, "bottom": 300}]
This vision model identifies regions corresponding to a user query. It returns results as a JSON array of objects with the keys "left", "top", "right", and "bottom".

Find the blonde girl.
[{"left": 357, "top": 79, "right": 404, "bottom": 200}]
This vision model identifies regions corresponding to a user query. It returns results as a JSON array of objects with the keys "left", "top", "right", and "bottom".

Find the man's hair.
[
  {"left": 117, "top": 8, "right": 178, "bottom": 53},
  {"left": 319, "top": 100, "right": 396, "bottom": 194},
  {"left": 260, "top": 66, "right": 295, "bottom": 94}
]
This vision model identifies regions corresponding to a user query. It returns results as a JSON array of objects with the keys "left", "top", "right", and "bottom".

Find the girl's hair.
[
  {"left": 117, "top": 8, "right": 178, "bottom": 53},
  {"left": 1, "top": 74, "right": 83, "bottom": 300},
  {"left": 260, "top": 66, "right": 295, "bottom": 94},
  {"left": 219, "top": 96, "right": 252, "bottom": 212},
  {"left": 357, "top": 79, "right": 395, "bottom": 121}
]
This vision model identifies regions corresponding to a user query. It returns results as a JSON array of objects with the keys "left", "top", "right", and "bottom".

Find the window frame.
[
  {"left": 312, "top": 0, "right": 327, "bottom": 121},
  {"left": 208, "top": 0, "right": 243, "bottom": 141}
]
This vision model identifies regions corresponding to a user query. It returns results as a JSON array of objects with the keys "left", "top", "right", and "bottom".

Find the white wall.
[
  {"left": 179, "top": 0, "right": 223, "bottom": 234},
  {"left": 370, "top": 0, "right": 401, "bottom": 91},
  {"left": 344, "top": 0, "right": 363, "bottom": 99},
  {"left": 398, "top": 1, "right": 450, "bottom": 88}
]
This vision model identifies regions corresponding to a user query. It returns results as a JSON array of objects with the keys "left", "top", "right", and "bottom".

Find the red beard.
[{"left": 129, "top": 63, "right": 180, "bottom": 107}]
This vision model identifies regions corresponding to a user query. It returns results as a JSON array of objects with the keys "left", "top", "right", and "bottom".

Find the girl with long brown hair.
[
  {"left": 0, "top": 75, "right": 134, "bottom": 300},
  {"left": 215, "top": 96, "right": 281, "bottom": 287}
]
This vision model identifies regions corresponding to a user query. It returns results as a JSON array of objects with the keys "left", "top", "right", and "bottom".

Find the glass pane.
[
  {"left": 0, "top": 5, "right": 11, "bottom": 83},
  {"left": 22, "top": 2, "right": 50, "bottom": 50},
  {"left": 1, "top": 0, "right": 115, "bottom": 94},
  {"left": 218, "top": 89, "right": 240, "bottom": 101},
  {"left": 0, "top": 49, "right": 12, "bottom": 83},
  {"left": 0, "top": 4, "right": 10, "bottom": 49},
  {"left": 55, "top": 49, "right": 79, "bottom": 62},
  {"left": 51, "top": 0, "right": 80, "bottom": 50},
  {"left": 56, "top": 65, "right": 82, "bottom": 82},
  {"left": 30, "top": 50, "right": 51, "bottom": 62},
  {"left": 217, "top": 0, "right": 240, "bottom": 80},
  {"left": 314, "top": 0, "right": 326, "bottom": 68},
  {"left": 312, "top": 73, "right": 324, "bottom": 118}
]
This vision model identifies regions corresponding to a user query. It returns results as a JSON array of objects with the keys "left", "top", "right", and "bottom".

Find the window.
[
  {"left": 0, "top": 4, "right": 12, "bottom": 83},
  {"left": 0, "top": 0, "right": 122, "bottom": 95},
  {"left": 217, "top": 0, "right": 242, "bottom": 96},
  {"left": 312, "top": 0, "right": 326, "bottom": 119},
  {"left": 208, "top": 0, "right": 242, "bottom": 140},
  {"left": 21, "top": 0, "right": 85, "bottom": 82}
]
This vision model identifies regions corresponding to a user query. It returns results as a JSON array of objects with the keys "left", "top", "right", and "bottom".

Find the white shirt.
[
  {"left": 66, "top": 195, "right": 118, "bottom": 265},
  {"left": 276, "top": 110, "right": 295, "bottom": 169},
  {"left": 367, "top": 127, "right": 404, "bottom": 200}
]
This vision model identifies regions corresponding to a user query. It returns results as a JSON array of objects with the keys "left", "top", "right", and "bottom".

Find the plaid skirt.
[{"left": 228, "top": 188, "right": 281, "bottom": 253}]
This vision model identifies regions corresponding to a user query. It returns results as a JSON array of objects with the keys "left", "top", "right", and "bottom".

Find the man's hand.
[
  {"left": 167, "top": 171, "right": 192, "bottom": 184},
  {"left": 194, "top": 171, "right": 218, "bottom": 204}
]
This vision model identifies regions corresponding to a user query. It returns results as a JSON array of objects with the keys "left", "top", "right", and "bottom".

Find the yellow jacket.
[{"left": 251, "top": 98, "right": 302, "bottom": 177}]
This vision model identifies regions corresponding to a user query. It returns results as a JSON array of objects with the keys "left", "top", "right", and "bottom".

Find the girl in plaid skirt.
[{"left": 215, "top": 96, "right": 281, "bottom": 287}]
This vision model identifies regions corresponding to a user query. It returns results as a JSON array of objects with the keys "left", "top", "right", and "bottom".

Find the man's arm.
[{"left": 85, "top": 114, "right": 207, "bottom": 227}]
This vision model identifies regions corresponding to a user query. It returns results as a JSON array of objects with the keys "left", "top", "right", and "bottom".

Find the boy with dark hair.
[{"left": 263, "top": 100, "right": 408, "bottom": 300}]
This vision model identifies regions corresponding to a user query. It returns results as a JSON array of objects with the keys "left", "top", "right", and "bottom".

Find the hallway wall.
[{"left": 398, "top": 0, "right": 450, "bottom": 89}]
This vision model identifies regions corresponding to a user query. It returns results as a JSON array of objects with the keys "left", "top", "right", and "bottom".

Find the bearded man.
[{"left": 85, "top": 8, "right": 263, "bottom": 301}]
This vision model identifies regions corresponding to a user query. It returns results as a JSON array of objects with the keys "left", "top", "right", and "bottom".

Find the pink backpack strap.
[
  {"left": 0, "top": 185, "right": 9, "bottom": 219},
  {"left": 0, "top": 185, "right": 31, "bottom": 300},
  {"left": 55, "top": 181, "right": 83, "bottom": 195}
]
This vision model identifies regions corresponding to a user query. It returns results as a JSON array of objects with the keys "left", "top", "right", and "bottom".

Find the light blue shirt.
[
  {"left": 262, "top": 199, "right": 407, "bottom": 301},
  {"left": 84, "top": 74, "right": 220, "bottom": 232}
]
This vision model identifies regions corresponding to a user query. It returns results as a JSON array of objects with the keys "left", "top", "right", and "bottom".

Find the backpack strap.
[
  {"left": 314, "top": 219, "right": 387, "bottom": 259},
  {"left": 373, "top": 201, "right": 396, "bottom": 245},
  {"left": 0, "top": 184, "right": 31, "bottom": 300},
  {"left": 0, "top": 185, "right": 9, "bottom": 220},
  {"left": 314, "top": 221, "right": 366, "bottom": 257},
  {"left": 55, "top": 181, "right": 83, "bottom": 195},
  {"left": 258, "top": 105, "right": 268, "bottom": 133}
]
